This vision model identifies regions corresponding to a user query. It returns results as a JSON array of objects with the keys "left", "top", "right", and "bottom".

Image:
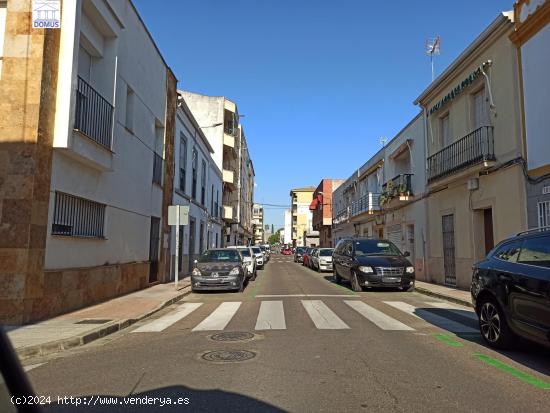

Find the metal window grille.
[
  {"left": 52, "top": 192, "right": 105, "bottom": 238},
  {"left": 539, "top": 201, "right": 550, "bottom": 228},
  {"left": 74, "top": 76, "right": 114, "bottom": 149},
  {"left": 153, "top": 152, "right": 163, "bottom": 185}
]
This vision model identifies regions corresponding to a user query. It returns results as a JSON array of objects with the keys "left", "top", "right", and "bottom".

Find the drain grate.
[
  {"left": 75, "top": 319, "right": 112, "bottom": 325},
  {"left": 201, "top": 350, "right": 256, "bottom": 363},
  {"left": 210, "top": 331, "right": 255, "bottom": 342}
]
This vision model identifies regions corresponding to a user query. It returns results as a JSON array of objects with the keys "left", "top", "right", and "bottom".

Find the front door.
[
  {"left": 148, "top": 217, "right": 161, "bottom": 283},
  {"left": 483, "top": 208, "right": 494, "bottom": 255},
  {"left": 189, "top": 218, "right": 196, "bottom": 273},
  {"left": 442, "top": 214, "right": 456, "bottom": 286}
]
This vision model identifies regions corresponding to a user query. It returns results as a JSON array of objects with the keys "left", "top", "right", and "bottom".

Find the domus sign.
[{"left": 32, "top": 0, "right": 60, "bottom": 29}]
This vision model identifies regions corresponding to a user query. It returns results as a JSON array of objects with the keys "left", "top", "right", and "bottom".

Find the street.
[{"left": 24, "top": 255, "right": 550, "bottom": 412}]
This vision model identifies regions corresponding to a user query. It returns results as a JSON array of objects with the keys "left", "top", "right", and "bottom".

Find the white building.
[
  {"left": 283, "top": 209, "right": 292, "bottom": 245},
  {"left": 252, "top": 204, "right": 264, "bottom": 244},
  {"left": 171, "top": 95, "right": 223, "bottom": 277}
]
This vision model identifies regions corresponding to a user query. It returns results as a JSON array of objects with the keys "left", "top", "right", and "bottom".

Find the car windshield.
[
  {"left": 198, "top": 250, "right": 240, "bottom": 262},
  {"left": 319, "top": 249, "right": 333, "bottom": 256},
  {"left": 252, "top": 247, "right": 262, "bottom": 253},
  {"left": 353, "top": 240, "right": 401, "bottom": 256},
  {"left": 238, "top": 249, "right": 251, "bottom": 257},
  {"left": 296, "top": 248, "right": 305, "bottom": 253}
]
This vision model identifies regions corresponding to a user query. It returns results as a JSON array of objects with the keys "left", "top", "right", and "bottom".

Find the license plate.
[
  {"left": 382, "top": 277, "right": 400, "bottom": 283},
  {"left": 211, "top": 272, "right": 219, "bottom": 278}
]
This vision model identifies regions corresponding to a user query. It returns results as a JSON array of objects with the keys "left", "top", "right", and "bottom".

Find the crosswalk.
[{"left": 132, "top": 299, "right": 479, "bottom": 335}]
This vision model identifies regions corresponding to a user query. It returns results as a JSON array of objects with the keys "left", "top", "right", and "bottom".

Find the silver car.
[
  {"left": 191, "top": 249, "right": 247, "bottom": 292},
  {"left": 311, "top": 248, "right": 334, "bottom": 272},
  {"left": 228, "top": 246, "right": 257, "bottom": 280}
]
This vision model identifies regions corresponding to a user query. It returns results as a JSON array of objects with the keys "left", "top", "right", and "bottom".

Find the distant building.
[
  {"left": 310, "top": 179, "right": 344, "bottom": 247},
  {"left": 252, "top": 204, "right": 264, "bottom": 244},
  {"left": 284, "top": 209, "right": 292, "bottom": 245},
  {"left": 289, "top": 187, "right": 316, "bottom": 246}
]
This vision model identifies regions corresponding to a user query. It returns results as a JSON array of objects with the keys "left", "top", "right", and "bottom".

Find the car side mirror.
[{"left": 403, "top": 251, "right": 410, "bottom": 257}]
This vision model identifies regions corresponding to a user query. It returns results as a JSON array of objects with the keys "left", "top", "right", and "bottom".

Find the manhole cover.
[
  {"left": 201, "top": 350, "right": 256, "bottom": 363},
  {"left": 75, "top": 319, "right": 112, "bottom": 325},
  {"left": 210, "top": 331, "right": 255, "bottom": 342}
]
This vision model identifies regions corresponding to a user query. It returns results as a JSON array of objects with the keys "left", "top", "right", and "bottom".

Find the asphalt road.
[{"left": 23, "top": 255, "right": 550, "bottom": 412}]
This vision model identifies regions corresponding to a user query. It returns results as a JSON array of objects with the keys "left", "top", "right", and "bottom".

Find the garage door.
[{"left": 386, "top": 224, "right": 403, "bottom": 253}]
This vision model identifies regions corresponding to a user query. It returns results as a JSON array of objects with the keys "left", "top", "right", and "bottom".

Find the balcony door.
[
  {"left": 440, "top": 114, "right": 451, "bottom": 148},
  {"left": 472, "top": 88, "right": 488, "bottom": 129}
]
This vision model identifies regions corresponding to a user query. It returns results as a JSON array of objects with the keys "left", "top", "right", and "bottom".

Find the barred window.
[
  {"left": 153, "top": 152, "right": 163, "bottom": 185},
  {"left": 539, "top": 201, "right": 550, "bottom": 228},
  {"left": 52, "top": 192, "right": 105, "bottom": 238}
]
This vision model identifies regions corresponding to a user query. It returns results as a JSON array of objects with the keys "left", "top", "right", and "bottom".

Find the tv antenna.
[
  {"left": 379, "top": 136, "right": 388, "bottom": 147},
  {"left": 426, "top": 36, "right": 441, "bottom": 81}
]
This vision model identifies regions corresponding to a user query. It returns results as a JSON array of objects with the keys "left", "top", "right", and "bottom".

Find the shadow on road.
[{"left": 42, "top": 385, "right": 287, "bottom": 413}]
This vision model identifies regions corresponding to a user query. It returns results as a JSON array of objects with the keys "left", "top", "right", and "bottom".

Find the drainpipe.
[{"left": 422, "top": 105, "right": 431, "bottom": 283}]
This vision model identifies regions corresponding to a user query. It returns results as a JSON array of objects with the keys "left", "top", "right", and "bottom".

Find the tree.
[{"left": 268, "top": 233, "right": 280, "bottom": 245}]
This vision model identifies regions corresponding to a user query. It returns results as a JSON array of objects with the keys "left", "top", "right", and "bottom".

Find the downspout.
[{"left": 422, "top": 106, "right": 430, "bottom": 283}]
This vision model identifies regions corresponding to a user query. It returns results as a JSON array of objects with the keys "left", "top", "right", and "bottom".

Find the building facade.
[
  {"left": 0, "top": 0, "right": 177, "bottom": 324},
  {"left": 171, "top": 95, "right": 223, "bottom": 277},
  {"left": 283, "top": 209, "right": 292, "bottom": 245},
  {"left": 510, "top": 0, "right": 550, "bottom": 229},
  {"left": 310, "top": 179, "right": 344, "bottom": 247},
  {"left": 252, "top": 204, "right": 264, "bottom": 244},
  {"left": 289, "top": 187, "right": 315, "bottom": 247},
  {"left": 415, "top": 12, "right": 527, "bottom": 289},
  {"left": 180, "top": 91, "right": 255, "bottom": 246}
]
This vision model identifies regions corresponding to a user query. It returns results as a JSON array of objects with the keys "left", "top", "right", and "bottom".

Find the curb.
[
  {"left": 15, "top": 286, "right": 191, "bottom": 361},
  {"left": 414, "top": 286, "right": 473, "bottom": 308}
]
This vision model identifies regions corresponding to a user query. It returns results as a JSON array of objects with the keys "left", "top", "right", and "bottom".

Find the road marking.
[
  {"left": 433, "top": 333, "right": 464, "bottom": 347},
  {"left": 256, "top": 294, "right": 359, "bottom": 298},
  {"left": 383, "top": 301, "right": 478, "bottom": 333},
  {"left": 344, "top": 300, "right": 414, "bottom": 331},
  {"left": 302, "top": 300, "right": 349, "bottom": 329},
  {"left": 424, "top": 301, "right": 478, "bottom": 321},
  {"left": 255, "top": 301, "right": 286, "bottom": 330},
  {"left": 133, "top": 303, "right": 203, "bottom": 333},
  {"left": 192, "top": 302, "right": 241, "bottom": 331},
  {"left": 474, "top": 353, "right": 550, "bottom": 389}
]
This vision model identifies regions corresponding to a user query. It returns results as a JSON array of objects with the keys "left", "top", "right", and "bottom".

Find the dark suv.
[
  {"left": 332, "top": 238, "right": 415, "bottom": 292},
  {"left": 471, "top": 229, "right": 550, "bottom": 349}
]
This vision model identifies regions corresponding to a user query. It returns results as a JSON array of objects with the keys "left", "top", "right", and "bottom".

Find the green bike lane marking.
[
  {"left": 473, "top": 353, "right": 550, "bottom": 390},
  {"left": 432, "top": 333, "right": 464, "bottom": 347}
]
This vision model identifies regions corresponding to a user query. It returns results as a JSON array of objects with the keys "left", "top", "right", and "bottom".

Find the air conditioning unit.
[
  {"left": 467, "top": 178, "right": 479, "bottom": 191},
  {"left": 225, "top": 227, "right": 231, "bottom": 235}
]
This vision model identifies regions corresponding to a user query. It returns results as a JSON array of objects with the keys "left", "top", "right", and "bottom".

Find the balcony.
[
  {"left": 74, "top": 76, "right": 114, "bottom": 149},
  {"left": 427, "top": 126, "right": 495, "bottom": 183},
  {"left": 223, "top": 205, "right": 234, "bottom": 221},
  {"left": 223, "top": 169, "right": 236, "bottom": 190},
  {"left": 350, "top": 193, "right": 381, "bottom": 219},
  {"left": 333, "top": 206, "right": 351, "bottom": 225},
  {"left": 380, "top": 174, "right": 413, "bottom": 206}
]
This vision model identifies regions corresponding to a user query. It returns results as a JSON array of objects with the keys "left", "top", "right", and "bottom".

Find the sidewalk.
[
  {"left": 5, "top": 279, "right": 191, "bottom": 361},
  {"left": 415, "top": 281, "right": 472, "bottom": 308}
]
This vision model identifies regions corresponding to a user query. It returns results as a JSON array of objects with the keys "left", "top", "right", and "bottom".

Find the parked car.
[
  {"left": 227, "top": 246, "right": 257, "bottom": 280},
  {"left": 294, "top": 247, "right": 306, "bottom": 263},
  {"left": 191, "top": 248, "right": 247, "bottom": 292},
  {"left": 282, "top": 247, "right": 293, "bottom": 255},
  {"left": 471, "top": 229, "right": 550, "bottom": 349},
  {"left": 251, "top": 246, "right": 265, "bottom": 269},
  {"left": 302, "top": 247, "right": 312, "bottom": 266},
  {"left": 259, "top": 245, "right": 270, "bottom": 262},
  {"left": 311, "top": 248, "right": 334, "bottom": 272},
  {"left": 306, "top": 248, "right": 318, "bottom": 268},
  {"left": 333, "top": 238, "right": 415, "bottom": 292}
]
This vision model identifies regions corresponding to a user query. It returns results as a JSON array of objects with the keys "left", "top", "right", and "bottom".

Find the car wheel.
[
  {"left": 237, "top": 278, "right": 245, "bottom": 293},
  {"left": 250, "top": 269, "right": 257, "bottom": 281},
  {"left": 478, "top": 297, "right": 515, "bottom": 349},
  {"left": 333, "top": 268, "right": 342, "bottom": 284},
  {"left": 316, "top": 264, "right": 321, "bottom": 273},
  {"left": 350, "top": 271, "right": 363, "bottom": 292}
]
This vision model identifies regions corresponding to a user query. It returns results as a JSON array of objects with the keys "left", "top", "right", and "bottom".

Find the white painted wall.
[
  {"left": 522, "top": 23, "right": 550, "bottom": 171},
  {"left": 46, "top": 0, "right": 169, "bottom": 270}
]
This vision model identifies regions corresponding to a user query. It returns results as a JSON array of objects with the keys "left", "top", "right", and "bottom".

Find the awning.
[{"left": 309, "top": 198, "right": 319, "bottom": 210}]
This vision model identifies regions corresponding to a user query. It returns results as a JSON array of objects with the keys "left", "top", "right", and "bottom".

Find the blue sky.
[{"left": 134, "top": 0, "right": 512, "bottom": 229}]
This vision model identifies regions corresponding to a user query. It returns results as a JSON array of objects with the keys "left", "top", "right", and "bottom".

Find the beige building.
[
  {"left": 415, "top": 12, "right": 527, "bottom": 289},
  {"left": 290, "top": 187, "right": 315, "bottom": 247},
  {"left": 252, "top": 203, "right": 264, "bottom": 244}
]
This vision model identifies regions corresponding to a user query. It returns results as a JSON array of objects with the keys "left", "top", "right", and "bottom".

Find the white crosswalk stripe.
[
  {"left": 192, "top": 302, "right": 241, "bottom": 331},
  {"left": 301, "top": 300, "right": 349, "bottom": 329},
  {"left": 133, "top": 303, "right": 203, "bottom": 333},
  {"left": 344, "top": 300, "right": 414, "bottom": 331},
  {"left": 383, "top": 301, "right": 478, "bottom": 333},
  {"left": 255, "top": 301, "right": 286, "bottom": 330}
]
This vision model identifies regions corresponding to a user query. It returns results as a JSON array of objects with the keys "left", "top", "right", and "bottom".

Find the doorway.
[
  {"left": 483, "top": 208, "right": 494, "bottom": 255},
  {"left": 148, "top": 217, "right": 161, "bottom": 283},
  {"left": 189, "top": 218, "right": 196, "bottom": 273},
  {"left": 442, "top": 214, "right": 456, "bottom": 286}
]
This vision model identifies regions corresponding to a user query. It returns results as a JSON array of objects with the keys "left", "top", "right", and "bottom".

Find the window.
[
  {"left": 125, "top": 86, "right": 135, "bottom": 132},
  {"left": 472, "top": 88, "right": 487, "bottom": 129},
  {"left": 493, "top": 242, "right": 521, "bottom": 262},
  {"left": 215, "top": 232, "right": 219, "bottom": 248},
  {"left": 201, "top": 160, "right": 206, "bottom": 205},
  {"left": 538, "top": 201, "right": 550, "bottom": 228},
  {"left": 152, "top": 152, "right": 163, "bottom": 185},
  {"left": 211, "top": 185, "right": 214, "bottom": 214},
  {"left": 192, "top": 148, "right": 198, "bottom": 199},
  {"left": 440, "top": 114, "right": 451, "bottom": 147},
  {"left": 52, "top": 192, "right": 105, "bottom": 238},
  {"left": 179, "top": 134, "right": 187, "bottom": 192},
  {"left": 518, "top": 237, "right": 550, "bottom": 268},
  {"left": 77, "top": 45, "right": 92, "bottom": 81},
  {"left": 200, "top": 221, "right": 205, "bottom": 253},
  {"left": 215, "top": 190, "right": 219, "bottom": 218}
]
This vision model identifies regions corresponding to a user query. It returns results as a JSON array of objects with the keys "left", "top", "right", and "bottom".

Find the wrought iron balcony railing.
[
  {"left": 74, "top": 76, "right": 114, "bottom": 149},
  {"left": 381, "top": 174, "right": 413, "bottom": 204},
  {"left": 351, "top": 193, "right": 381, "bottom": 217},
  {"left": 333, "top": 206, "right": 350, "bottom": 225},
  {"left": 427, "top": 126, "right": 495, "bottom": 182}
]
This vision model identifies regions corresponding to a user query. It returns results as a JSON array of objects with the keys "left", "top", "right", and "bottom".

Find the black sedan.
[
  {"left": 191, "top": 249, "right": 248, "bottom": 292},
  {"left": 332, "top": 238, "right": 415, "bottom": 292}
]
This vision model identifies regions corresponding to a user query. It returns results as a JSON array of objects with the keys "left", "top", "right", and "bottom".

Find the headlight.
[
  {"left": 406, "top": 266, "right": 415, "bottom": 274},
  {"left": 358, "top": 266, "right": 374, "bottom": 274},
  {"left": 192, "top": 268, "right": 202, "bottom": 276},
  {"left": 229, "top": 267, "right": 240, "bottom": 276}
]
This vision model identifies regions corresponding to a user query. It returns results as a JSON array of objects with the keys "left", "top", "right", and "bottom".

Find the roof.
[
  {"left": 290, "top": 187, "right": 316, "bottom": 193},
  {"left": 414, "top": 12, "right": 513, "bottom": 106}
]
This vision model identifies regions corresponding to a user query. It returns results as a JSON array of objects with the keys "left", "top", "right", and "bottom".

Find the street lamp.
[{"left": 200, "top": 122, "right": 223, "bottom": 129}]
